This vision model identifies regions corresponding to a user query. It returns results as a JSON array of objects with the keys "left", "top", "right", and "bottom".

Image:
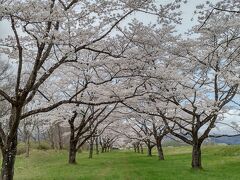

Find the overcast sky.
[{"left": 0, "top": 0, "right": 222, "bottom": 38}]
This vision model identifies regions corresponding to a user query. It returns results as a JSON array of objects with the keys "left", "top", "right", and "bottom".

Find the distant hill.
[
  {"left": 162, "top": 135, "right": 240, "bottom": 146},
  {"left": 210, "top": 135, "right": 240, "bottom": 145}
]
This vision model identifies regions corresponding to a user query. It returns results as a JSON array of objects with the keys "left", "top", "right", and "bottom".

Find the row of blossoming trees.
[{"left": 0, "top": 0, "right": 240, "bottom": 179}]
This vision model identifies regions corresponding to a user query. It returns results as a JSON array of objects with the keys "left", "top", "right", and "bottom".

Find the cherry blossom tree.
[
  {"left": 0, "top": 1, "right": 162, "bottom": 179},
  {"left": 99, "top": 127, "right": 119, "bottom": 153},
  {"left": 151, "top": 12, "right": 240, "bottom": 168},
  {"left": 120, "top": 0, "right": 240, "bottom": 168},
  {"left": 130, "top": 115, "right": 156, "bottom": 157},
  {"left": 0, "top": 0, "right": 190, "bottom": 178},
  {"left": 67, "top": 103, "right": 118, "bottom": 164}
]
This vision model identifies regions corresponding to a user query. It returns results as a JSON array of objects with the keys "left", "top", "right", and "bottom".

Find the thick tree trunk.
[
  {"left": 1, "top": 134, "right": 18, "bottom": 180},
  {"left": 1, "top": 106, "right": 22, "bottom": 180},
  {"left": 156, "top": 137, "right": 164, "bottom": 160},
  {"left": 68, "top": 130, "right": 77, "bottom": 164},
  {"left": 191, "top": 143, "right": 202, "bottom": 169},
  {"left": 68, "top": 113, "right": 78, "bottom": 164},
  {"left": 156, "top": 143, "right": 164, "bottom": 160},
  {"left": 68, "top": 143, "right": 77, "bottom": 164},
  {"left": 69, "top": 148, "right": 77, "bottom": 164}
]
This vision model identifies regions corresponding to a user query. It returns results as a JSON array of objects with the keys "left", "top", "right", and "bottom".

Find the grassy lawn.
[{"left": 11, "top": 145, "right": 240, "bottom": 180}]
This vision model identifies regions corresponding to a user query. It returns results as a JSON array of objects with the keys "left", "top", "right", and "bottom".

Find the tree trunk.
[
  {"left": 48, "top": 128, "right": 55, "bottom": 149},
  {"left": 136, "top": 144, "right": 140, "bottom": 153},
  {"left": 68, "top": 143, "right": 77, "bottom": 164},
  {"left": 25, "top": 135, "right": 30, "bottom": 158},
  {"left": 68, "top": 128, "right": 77, "bottom": 164},
  {"left": 1, "top": 106, "right": 22, "bottom": 180},
  {"left": 1, "top": 134, "right": 18, "bottom": 180},
  {"left": 57, "top": 124, "right": 63, "bottom": 150},
  {"left": 89, "top": 138, "right": 93, "bottom": 159},
  {"left": 147, "top": 145, "right": 152, "bottom": 156},
  {"left": 133, "top": 145, "right": 136, "bottom": 153},
  {"left": 156, "top": 137, "right": 164, "bottom": 160},
  {"left": 95, "top": 137, "right": 99, "bottom": 155},
  {"left": 140, "top": 144, "right": 143, "bottom": 154},
  {"left": 50, "top": 138, "right": 54, "bottom": 149},
  {"left": 69, "top": 148, "right": 77, "bottom": 164},
  {"left": 191, "top": 143, "right": 202, "bottom": 169},
  {"left": 37, "top": 126, "right": 41, "bottom": 146},
  {"left": 156, "top": 143, "right": 164, "bottom": 160}
]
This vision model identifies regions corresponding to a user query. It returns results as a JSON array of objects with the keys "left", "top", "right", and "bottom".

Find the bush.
[
  {"left": 17, "top": 144, "right": 27, "bottom": 155},
  {"left": 36, "top": 144, "right": 51, "bottom": 151}
]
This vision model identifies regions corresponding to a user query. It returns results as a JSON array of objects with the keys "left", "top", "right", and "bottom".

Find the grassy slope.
[{"left": 13, "top": 145, "right": 240, "bottom": 180}]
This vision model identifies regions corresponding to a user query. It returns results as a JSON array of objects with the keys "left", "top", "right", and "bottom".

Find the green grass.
[{"left": 11, "top": 145, "right": 240, "bottom": 179}]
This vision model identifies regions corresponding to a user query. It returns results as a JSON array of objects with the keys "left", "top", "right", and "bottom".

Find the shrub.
[
  {"left": 17, "top": 145, "right": 27, "bottom": 155},
  {"left": 36, "top": 144, "right": 51, "bottom": 151}
]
